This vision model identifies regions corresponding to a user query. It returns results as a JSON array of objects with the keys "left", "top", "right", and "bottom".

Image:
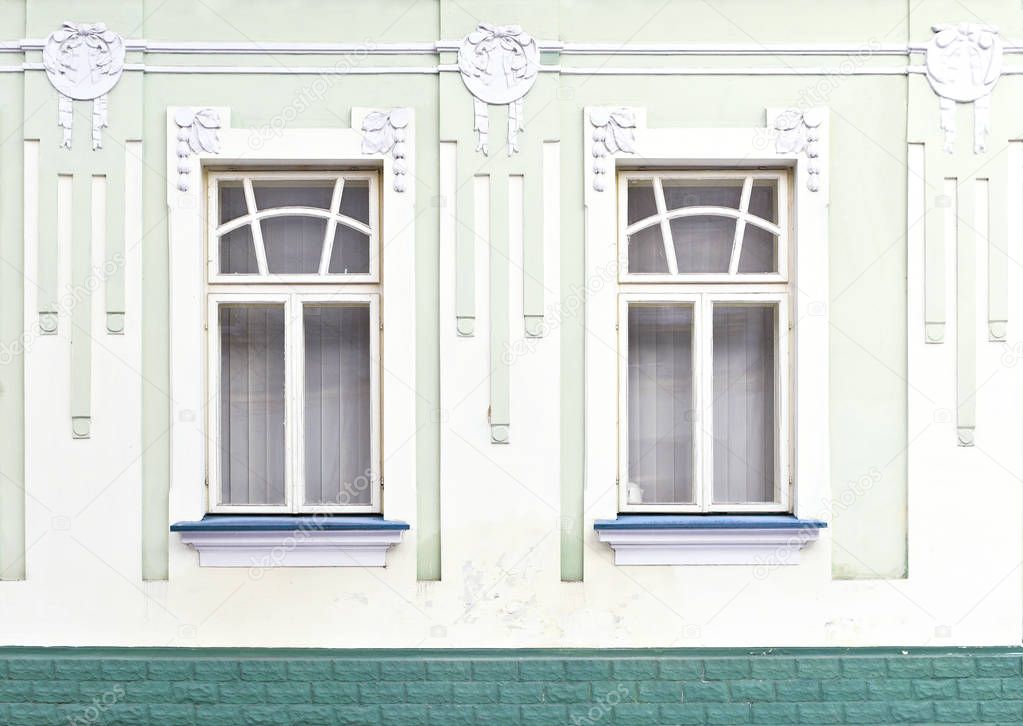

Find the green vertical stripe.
[
  {"left": 489, "top": 173, "right": 509, "bottom": 444},
  {"left": 69, "top": 174, "right": 91, "bottom": 439}
]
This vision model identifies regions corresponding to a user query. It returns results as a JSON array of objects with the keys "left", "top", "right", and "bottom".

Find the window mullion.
[
  {"left": 288, "top": 293, "right": 302, "bottom": 513},
  {"left": 243, "top": 178, "right": 269, "bottom": 275},
  {"left": 652, "top": 177, "right": 679, "bottom": 275},
  {"left": 727, "top": 176, "right": 754, "bottom": 275},
  {"left": 698, "top": 294, "right": 715, "bottom": 511}
]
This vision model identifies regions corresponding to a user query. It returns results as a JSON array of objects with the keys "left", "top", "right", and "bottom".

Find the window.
[
  {"left": 206, "top": 171, "right": 381, "bottom": 513},
  {"left": 617, "top": 170, "right": 790, "bottom": 512}
]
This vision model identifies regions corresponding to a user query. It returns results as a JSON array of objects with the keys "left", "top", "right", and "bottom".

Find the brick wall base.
[{"left": 1, "top": 647, "right": 1021, "bottom": 725}]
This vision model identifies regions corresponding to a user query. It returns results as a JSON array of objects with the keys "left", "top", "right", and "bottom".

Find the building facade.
[{"left": 0, "top": 0, "right": 1022, "bottom": 723}]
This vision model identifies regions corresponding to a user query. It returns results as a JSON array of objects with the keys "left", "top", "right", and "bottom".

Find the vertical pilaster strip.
[
  {"left": 489, "top": 174, "right": 510, "bottom": 444},
  {"left": 956, "top": 178, "right": 976, "bottom": 446},
  {"left": 104, "top": 143, "right": 129, "bottom": 335},
  {"left": 923, "top": 163, "right": 945, "bottom": 344},
  {"left": 523, "top": 168, "right": 544, "bottom": 337},
  {"left": 70, "top": 176, "right": 100, "bottom": 439},
  {"left": 987, "top": 155, "right": 1009, "bottom": 342},
  {"left": 419, "top": 142, "right": 456, "bottom": 582},
  {"left": 455, "top": 166, "right": 476, "bottom": 337},
  {"left": 1, "top": 141, "right": 32, "bottom": 580}
]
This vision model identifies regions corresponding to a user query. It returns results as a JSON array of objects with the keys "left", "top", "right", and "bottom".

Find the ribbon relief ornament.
[
  {"left": 457, "top": 23, "right": 539, "bottom": 156},
  {"left": 43, "top": 22, "right": 125, "bottom": 150},
  {"left": 925, "top": 23, "right": 1002, "bottom": 154}
]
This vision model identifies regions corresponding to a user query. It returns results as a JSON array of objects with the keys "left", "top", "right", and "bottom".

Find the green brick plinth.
[{"left": 0, "top": 647, "right": 1020, "bottom": 724}]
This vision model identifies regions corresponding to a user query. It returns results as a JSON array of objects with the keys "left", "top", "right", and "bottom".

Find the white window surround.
[
  {"left": 584, "top": 106, "right": 830, "bottom": 565},
  {"left": 167, "top": 107, "right": 416, "bottom": 567}
]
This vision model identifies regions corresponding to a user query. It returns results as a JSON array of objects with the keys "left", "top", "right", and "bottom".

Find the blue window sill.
[
  {"left": 594, "top": 514, "right": 826, "bottom": 531},
  {"left": 171, "top": 514, "right": 410, "bottom": 532},
  {"left": 594, "top": 515, "right": 826, "bottom": 566},
  {"left": 171, "top": 515, "right": 409, "bottom": 568}
]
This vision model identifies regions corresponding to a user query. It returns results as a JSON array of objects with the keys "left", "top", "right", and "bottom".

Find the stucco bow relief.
[
  {"left": 458, "top": 23, "right": 539, "bottom": 156},
  {"left": 173, "top": 108, "right": 221, "bottom": 192},
  {"left": 774, "top": 109, "right": 823, "bottom": 192},
  {"left": 43, "top": 22, "right": 125, "bottom": 150},
  {"left": 361, "top": 108, "right": 410, "bottom": 192},
  {"left": 925, "top": 23, "right": 1002, "bottom": 154}
]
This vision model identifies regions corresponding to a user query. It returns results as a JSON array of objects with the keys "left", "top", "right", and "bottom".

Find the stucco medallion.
[
  {"left": 42, "top": 22, "right": 125, "bottom": 150},
  {"left": 924, "top": 23, "right": 1002, "bottom": 154},
  {"left": 457, "top": 23, "right": 539, "bottom": 155}
]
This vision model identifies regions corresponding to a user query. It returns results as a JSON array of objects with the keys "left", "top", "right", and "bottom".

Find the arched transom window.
[{"left": 620, "top": 170, "right": 788, "bottom": 282}]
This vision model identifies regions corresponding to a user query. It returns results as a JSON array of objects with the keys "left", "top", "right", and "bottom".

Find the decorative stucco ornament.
[
  {"left": 361, "top": 108, "right": 410, "bottom": 192},
  {"left": 925, "top": 23, "right": 1002, "bottom": 154},
  {"left": 774, "top": 109, "right": 823, "bottom": 192},
  {"left": 457, "top": 23, "right": 539, "bottom": 156},
  {"left": 42, "top": 22, "right": 125, "bottom": 150},
  {"left": 588, "top": 108, "right": 636, "bottom": 192},
  {"left": 173, "top": 108, "right": 221, "bottom": 192}
]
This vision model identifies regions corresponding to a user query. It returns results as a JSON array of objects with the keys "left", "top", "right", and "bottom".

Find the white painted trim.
[
  {"left": 168, "top": 108, "right": 417, "bottom": 574},
  {"left": 595, "top": 527, "right": 821, "bottom": 565},
  {"left": 179, "top": 529, "right": 404, "bottom": 567},
  {"left": 584, "top": 106, "right": 830, "bottom": 533}
]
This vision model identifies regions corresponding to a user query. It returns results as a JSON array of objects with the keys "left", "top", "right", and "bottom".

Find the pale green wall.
[{"left": 0, "top": 0, "right": 920, "bottom": 583}]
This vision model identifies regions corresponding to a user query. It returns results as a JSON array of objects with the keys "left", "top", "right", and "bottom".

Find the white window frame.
[
  {"left": 208, "top": 170, "right": 380, "bottom": 284},
  {"left": 618, "top": 169, "right": 789, "bottom": 283},
  {"left": 584, "top": 106, "right": 829, "bottom": 526},
  {"left": 167, "top": 108, "right": 417, "bottom": 551},
  {"left": 206, "top": 292, "right": 381, "bottom": 514}
]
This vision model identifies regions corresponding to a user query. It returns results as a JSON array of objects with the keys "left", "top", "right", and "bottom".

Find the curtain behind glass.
[
  {"left": 304, "top": 305, "right": 372, "bottom": 506},
  {"left": 712, "top": 305, "right": 775, "bottom": 503},
  {"left": 219, "top": 305, "right": 287, "bottom": 505},
  {"left": 627, "top": 304, "right": 694, "bottom": 504}
]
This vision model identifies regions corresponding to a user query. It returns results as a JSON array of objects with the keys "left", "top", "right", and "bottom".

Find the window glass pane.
[
  {"left": 262, "top": 216, "right": 327, "bottom": 274},
  {"left": 219, "top": 226, "right": 258, "bottom": 274},
  {"left": 219, "top": 181, "right": 247, "bottom": 224},
  {"left": 339, "top": 179, "right": 371, "bottom": 224},
  {"left": 670, "top": 216, "right": 735, "bottom": 273},
  {"left": 748, "top": 179, "right": 778, "bottom": 223},
  {"left": 662, "top": 180, "right": 743, "bottom": 211},
  {"left": 738, "top": 226, "right": 778, "bottom": 273},
  {"left": 712, "top": 305, "right": 776, "bottom": 504},
  {"left": 328, "top": 226, "right": 371, "bottom": 274},
  {"left": 628, "top": 225, "right": 669, "bottom": 273},
  {"left": 252, "top": 179, "right": 334, "bottom": 210},
  {"left": 627, "top": 304, "right": 695, "bottom": 505},
  {"left": 219, "top": 304, "right": 287, "bottom": 506},
  {"left": 627, "top": 180, "right": 657, "bottom": 224},
  {"left": 304, "top": 305, "right": 372, "bottom": 506}
]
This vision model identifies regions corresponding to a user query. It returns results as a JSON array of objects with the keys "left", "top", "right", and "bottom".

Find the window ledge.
[
  {"left": 593, "top": 515, "right": 826, "bottom": 566},
  {"left": 171, "top": 515, "right": 409, "bottom": 568}
]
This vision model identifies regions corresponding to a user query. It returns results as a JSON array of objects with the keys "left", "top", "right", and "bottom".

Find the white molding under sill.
[
  {"left": 176, "top": 529, "right": 406, "bottom": 568},
  {"left": 595, "top": 522, "right": 824, "bottom": 566}
]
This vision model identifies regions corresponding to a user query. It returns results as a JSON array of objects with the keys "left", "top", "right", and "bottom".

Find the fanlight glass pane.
[
  {"left": 328, "top": 226, "right": 371, "bottom": 274},
  {"left": 627, "top": 225, "right": 669, "bottom": 273},
  {"left": 738, "top": 225, "right": 778, "bottom": 273},
  {"left": 219, "top": 304, "right": 287, "bottom": 506},
  {"left": 253, "top": 179, "right": 335, "bottom": 211},
  {"left": 627, "top": 304, "right": 695, "bottom": 505},
  {"left": 262, "top": 216, "right": 328, "bottom": 274},
  {"left": 339, "top": 179, "right": 371, "bottom": 224},
  {"left": 219, "top": 181, "right": 247, "bottom": 223},
  {"left": 748, "top": 179, "right": 778, "bottom": 223},
  {"left": 627, "top": 180, "right": 657, "bottom": 224},
  {"left": 304, "top": 305, "right": 372, "bottom": 506},
  {"left": 670, "top": 215, "right": 736, "bottom": 273},
  {"left": 662, "top": 179, "right": 743, "bottom": 211},
  {"left": 219, "top": 226, "right": 258, "bottom": 274},
  {"left": 712, "top": 304, "right": 776, "bottom": 504}
]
